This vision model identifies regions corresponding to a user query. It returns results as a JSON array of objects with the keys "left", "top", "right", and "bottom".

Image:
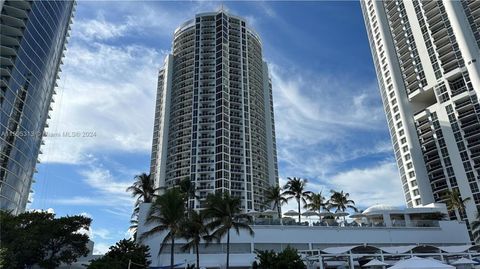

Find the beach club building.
[{"left": 137, "top": 203, "right": 477, "bottom": 269}]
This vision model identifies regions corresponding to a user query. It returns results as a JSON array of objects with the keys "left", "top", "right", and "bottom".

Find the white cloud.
[
  {"left": 328, "top": 161, "right": 405, "bottom": 208},
  {"left": 75, "top": 17, "right": 127, "bottom": 41},
  {"left": 93, "top": 242, "right": 111, "bottom": 255},
  {"left": 92, "top": 228, "right": 112, "bottom": 240},
  {"left": 79, "top": 165, "right": 132, "bottom": 200},
  {"left": 48, "top": 162, "right": 137, "bottom": 221},
  {"left": 269, "top": 63, "right": 385, "bottom": 145},
  {"left": 29, "top": 208, "right": 55, "bottom": 214}
]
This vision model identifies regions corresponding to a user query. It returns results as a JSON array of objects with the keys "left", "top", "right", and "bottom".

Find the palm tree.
[
  {"left": 305, "top": 191, "right": 329, "bottom": 215},
  {"left": 328, "top": 190, "right": 357, "bottom": 221},
  {"left": 282, "top": 177, "right": 313, "bottom": 223},
  {"left": 178, "top": 177, "right": 199, "bottom": 211},
  {"left": 140, "top": 188, "right": 185, "bottom": 269},
  {"left": 443, "top": 189, "right": 471, "bottom": 220},
  {"left": 180, "top": 210, "right": 210, "bottom": 269},
  {"left": 204, "top": 192, "right": 254, "bottom": 269},
  {"left": 126, "top": 173, "right": 158, "bottom": 206},
  {"left": 264, "top": 185, "right": 288, "bottom": 221}
]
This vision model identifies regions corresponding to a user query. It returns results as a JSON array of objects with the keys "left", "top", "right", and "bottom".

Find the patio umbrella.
[
  {"left": 451, "top": 257, "right": 478, "bottom": 265},
  {"left": 302, "top": 210, "right": 319, "bottom": 217},
  {"left": 350, "top": 212, "right": 366, "bottom": 218},
  {"left": 262, "top": 209, "right": 277, "bottom": 216},
  {"left": 284, "top": 209, "right": 299, "bottom": 217},
  {"left": 389, "top": 256, "right": 454, "bottom": 269},
  {"left": 318, "top": 212, "right": 334, "bottom": 217},
  {"left": 362, "top": 259, "right": 388, "bottom": 267},
  {"left": 246, "top": 209, "right": 262, "bottom": 217},
  {"left": 334, "top": 211, "right": 349, "bottom": 217}
]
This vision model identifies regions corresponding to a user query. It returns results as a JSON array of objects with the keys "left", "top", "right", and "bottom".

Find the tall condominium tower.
[
  {"left": 150, "top": 10, "right": 279, "bottom": 211},
  {"left": 0, "top": 0, "right": 75, "bottom": 214},
  {"left": 361, "top": 0, "right": 480, "bottom": 228}
]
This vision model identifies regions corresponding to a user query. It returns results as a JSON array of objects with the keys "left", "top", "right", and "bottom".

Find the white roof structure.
[
  {"left": 363, "top": 204, "right": 400, "bottom": 214},
  {"left": 389, "top": 256, "right": 454, "bottom": 269}
]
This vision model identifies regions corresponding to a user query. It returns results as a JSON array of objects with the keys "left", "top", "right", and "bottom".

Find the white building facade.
[
  {"left": 149, "top": 11, "right": 279, "bottom": 211},
  {"left": 360, "top": 0, "right": 480, "bottom": 231}
]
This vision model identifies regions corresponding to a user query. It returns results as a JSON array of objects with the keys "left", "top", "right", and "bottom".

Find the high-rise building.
[
  {"left": 361, "top": 0, "right": 480, "bottom": 229},
  {"left": 0, "top": 0, "right": 75, "bottom": 214},
  {"left": 150, "top": 10, "right": 279, "bottom": 211}
]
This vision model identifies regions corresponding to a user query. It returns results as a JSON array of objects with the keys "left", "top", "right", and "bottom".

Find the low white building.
[{"left": 137, "top": 203, "right": 474, "bottom": 269}]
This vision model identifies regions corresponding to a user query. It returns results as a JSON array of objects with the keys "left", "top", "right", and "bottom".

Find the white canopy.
[
  {"left": 389, "top": 256, "right": 454, "bottom": 269},
  {"left": 451, "top": 257, "right": 478, "bottom": 265},
  {"left": 437, "top": 245, "right": 473, "bottom": 253},
  {"left": 321, "top": 246, "right": 358, "bottom": 254},
  {"left": 362, "top": 258, "right": 388, "bottom": 267},
  {"left": 378, "top": 245, "right": 416, "bottom": 254}
]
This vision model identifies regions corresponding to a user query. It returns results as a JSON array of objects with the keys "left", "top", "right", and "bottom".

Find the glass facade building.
[
  {"left": 0, "top": 0, "right": 75, "bottom": 214},
  {"left": 361, "top": 0, "right": 480, "bottom": 238},
  {"left": 150, "top": 10, "right": 279, "bottom": 211}
]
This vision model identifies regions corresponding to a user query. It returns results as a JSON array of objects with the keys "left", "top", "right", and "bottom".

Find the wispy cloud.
[
  {"left": 268, "top": 57, "right": 403, "bottom": 208},
  {"left": 75, "top": 15, "right": 127, "bottom": 41},
  {"left": 41, "top": 41, "right": 164, "bottom": 164},
  {"left": 279, "top": 161, "right": 404, "bottom": 214},
  {"left": 92, "top": 228, "right": 113, "bottom": 240}
]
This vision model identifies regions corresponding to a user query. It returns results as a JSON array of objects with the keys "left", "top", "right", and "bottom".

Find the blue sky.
[{"left": 30, "top": 1, "right": 405, "bottom": 254}]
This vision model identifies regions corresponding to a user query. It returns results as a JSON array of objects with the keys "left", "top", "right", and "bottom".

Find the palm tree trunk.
[
  {"left": 170, "top": 237, "right": 175, "bottom": 269},
  {"left": 277, "top": 205, "right": 282, "bottom": 225},
  {"left": 297, "top": 198, "right": 301, "bottom": 223},
  {"left": 196, "top": 242, "right": 200, "bottom": 269},
  {"left": 226, "top": 229, "right": 230, "bottom": 269}
]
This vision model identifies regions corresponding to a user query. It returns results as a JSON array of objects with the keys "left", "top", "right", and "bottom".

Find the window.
[
  {"left": 395, "top": 114, "right": 401, "bottom": 120},
  {"left": 399, "top": 129, "right": 404, "bottom": 136},
  {"left": 413, "top": 189, "right": 419, "bottom": 196},
  {"left": 415, "top": 198, "right": 421, "bottom": 206},
  {"left": 470, "top": 183, "right": 479, "bottom": 193},
  {"left": 410, "top": 180, "right": 417, "bottom": 187},
  {"left": 401, "top": 138, "right": 407, "bottom": 144},
  {"left": 474, "top": 193, "right": 480, "bottom": 204},
  {"left": 409, "top": 171, "right": 415, "bottom": 178},
  {"left": 403, "top": 146, "right": 408, "bottom": 152},
  {"left": 406, "top": 162, "right": 413, "bottom": 169},
  {"left": 397, "top": 122, "right": 403, "bottom": 128},
  {"left": 405, "top": 154, "right": 411, "bottom": 160}
]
